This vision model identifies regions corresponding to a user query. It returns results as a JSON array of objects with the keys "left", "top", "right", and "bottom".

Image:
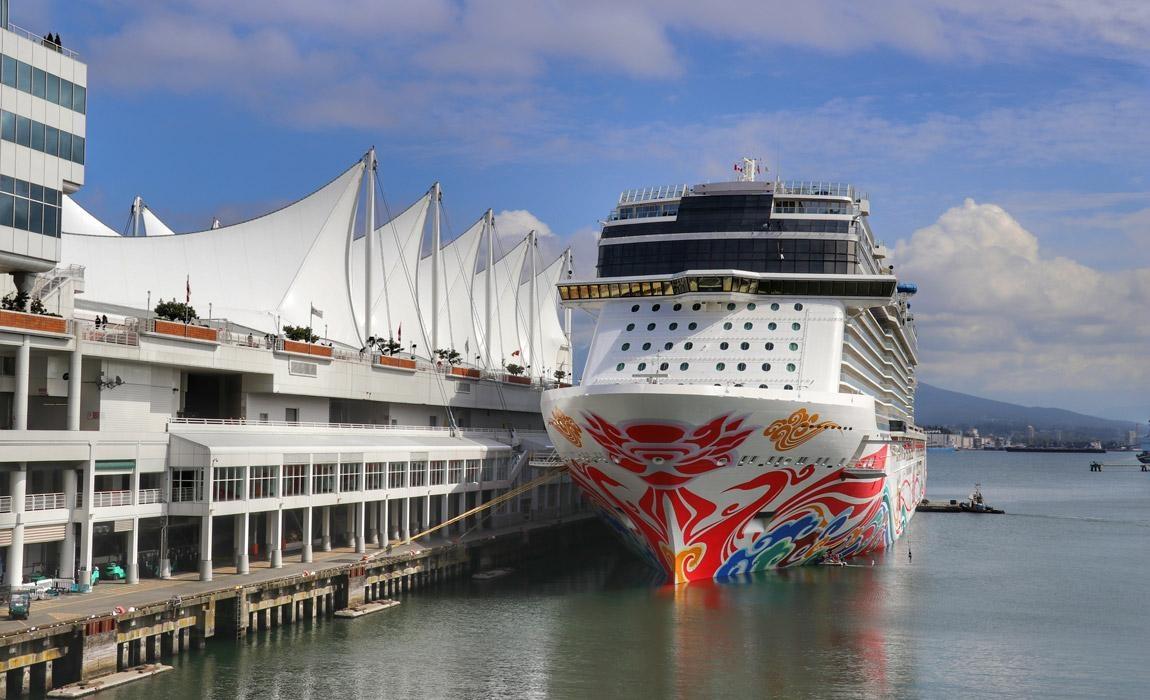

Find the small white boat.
[{"left": 472, "top": 568, "right": 514, "bottom": 581}]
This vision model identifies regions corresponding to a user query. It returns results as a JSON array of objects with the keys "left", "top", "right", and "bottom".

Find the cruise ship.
[
  {"left": 0, "top": 2, "right": 580, "bottom": 588},
  {"left": 542, "top": 160, "right": 926, "bottom": 583}
]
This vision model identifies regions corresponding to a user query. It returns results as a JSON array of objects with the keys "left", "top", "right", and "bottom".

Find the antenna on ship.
[{"left": 734, "top": 157, "right": 764, "bottom": 182}]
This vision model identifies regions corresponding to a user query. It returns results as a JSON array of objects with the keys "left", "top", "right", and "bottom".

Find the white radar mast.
[{"left": 736, "top": 157, "right": 764, "bottom": 182}]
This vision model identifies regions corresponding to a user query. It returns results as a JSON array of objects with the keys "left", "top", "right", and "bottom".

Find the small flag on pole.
[
  {"left": 310, "top": 304, "right": 324, "bottom": 319},
  {"left": 511, "top": 349, "right": 521, "bottom": 357},
  {"left": 185, "top": 275, "right": 190, "bottom": 304}
]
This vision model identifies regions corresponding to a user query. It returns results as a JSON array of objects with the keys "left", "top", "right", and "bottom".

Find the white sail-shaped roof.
[
  {"left": 351, "top": 192, "right": 431, "bottom": 351},
  {"left": 434, "top": 217, "right": 484, "bottom": 359},
  {"left": 141, "top": 207, "right": 176, "bottom": 237},
  {"left": 62, "top": 195, "right": 120, "bottom": 237},
  {"left": 517, "top": 252, "right": 569, "bottom": 377},
  {"left": 480, "top": 237, "right": 529, "bottom": 368},
  {"left": 62, "top": 161, "right": 366, "bottom": 346}
]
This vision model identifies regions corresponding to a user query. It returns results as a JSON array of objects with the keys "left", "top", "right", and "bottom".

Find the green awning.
[{"left": 95, "top": 460, "right": 136, "bottom": 471}]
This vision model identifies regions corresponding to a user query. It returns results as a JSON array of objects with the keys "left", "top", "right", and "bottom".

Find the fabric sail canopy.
[
  {"left": 62, "top": 195, "right": 121, "bottom": 237},
  {"left": 62, "top": 161, "right": 366, "bottom": 347},
  {"left": 141, "top": 207, "right": 176, "bottom": 237}
]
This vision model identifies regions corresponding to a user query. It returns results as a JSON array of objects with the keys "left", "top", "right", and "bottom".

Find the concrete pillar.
[
  {"left": 67, "top": 345, "right": 82, "bottom": 430},
  {"left": 270, "top": 508, "right": 283, "bottom": 568},
  {"left": 368, "top": 500, "right": 378, "bottom": 546},
  {"left": 424, "top": 493, "right": 432, "bottom": 531},
  {"left": 382, "top": 498, "right": 390, "bottom": 544},
  {"left": 403, "top": 497, "right": 411, "bottom": 541},
  {"left": 355, "top": 500, "right": 366, "bottom": 554},
  {"left": 78, "top": 517, "right": 94, "bottom": 586},
  {"left": 442, "top": 493, "right": 449, "bottom": 538},
  {"left": 199, "top": 515, "right": 213, "bottom": 581},
  {"left": 302, "top": 506, "right": 313, "bottom": 563},
  {"left": 61, "top": 468, "right": 77, "bottom": 580},
  {"left": 321, "top": 506, "right": 331, "bottom": 551},
  {"left": 5, "top": 465, "right": 27, "bottom": 585},
  {"left": 126, "top": 516, "right": 139, "bottom": 584},
  {"left": 13, "top": 335, "right": 29, "bottom": 430},
  {"left": 457, "top": 492, "right": 465, "bottom": 535},
  {"left": 236, "top": 512, "right": 250, "bottom": 574}
]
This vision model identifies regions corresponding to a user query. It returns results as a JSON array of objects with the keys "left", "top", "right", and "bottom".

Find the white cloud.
[{"left": 895, "top": 199, "right": 1150, "bottom": 403}]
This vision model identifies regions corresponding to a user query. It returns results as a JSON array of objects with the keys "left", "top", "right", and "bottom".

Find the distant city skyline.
[{"left": 27, "top": 0, "right": 1150, "bottom": 420}]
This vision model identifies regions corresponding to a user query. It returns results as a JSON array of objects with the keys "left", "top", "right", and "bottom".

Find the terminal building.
[{"left": 0, "top": 2, "right": 577, "bottom": 587}]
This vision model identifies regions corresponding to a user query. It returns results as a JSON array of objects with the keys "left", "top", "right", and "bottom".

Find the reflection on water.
[{"left": 102, "top": 452, "right": 1150, "bottom": 699}]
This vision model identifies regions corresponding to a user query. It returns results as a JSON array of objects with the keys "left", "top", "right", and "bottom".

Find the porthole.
[
  {"left": 692, "top": 303, "right": 702, "bottom": 311},
  {"left": 792, "top": 322, "right": 801, "bottom": 331},
  {"left": 747, "top": 302, "right": 757, "bottom": 310},
  {"left": 726, "top": 303, "right": 736, "bottom": 311},
  {"left": 626, "top": 323, "right": 635, "bottom": 331},
  {"left": 794, "top": 303, "right": 804, "bottom": 311},
  {"left": 638, "top": 362, "right": 647, "bottom": 371},
  {"left": 716, "top": 362, "right": 726, "bottom": 371},
  {"left": 768, "top": 322, "right": 777, "bottom": 330},
  {"left": 771, "top": 303, "right": 780, "bottom": 311},
  {"left": 688, "top": 322, "right": 698, "bottom": 330},
  {"left": 740, "top": 341, "right": 750, "bottom": 350},
  {"left": 664, "top": 342, "right": 673, "bottom": 350},
  {"left": 789, "top": 342, "right": 799, "bottom": 351},
  {"left": 659, "top": 362, "right": 669, "bottom": 371},
  {"left": 631, "top": 305, "right": 639, "bottom": 313},
  {"left": 669, "top": 322, "right": 679, "bottom": 331},
  {"left": 673, "top": 303, "right": 682, "bottom": 311},
  {"left": 684, "top": 342, "right": 694, "bottom": 350},
  {"left": 762, "top": 362, "right": 771, "bottom": 371},
  {"left": 652, "top": 304, "right": 661, "bottom": 312},
  {"left": 787, "top": 363, "right": 796, "bottom": 372},
  {"left": 737, "top": 362, "right": 747, "bottom": 371},
  {"left": 784, "top": 384, "right": 794, "bottom": 390},
  {"left": 723, "top": 322, "right": 733, "bottom": 330},
  {"left": 720, "top": 342, "right": 730, "bottom": 350},
  {"left": 642, "top": 342, "right": 652, "bottom": 351},
  {"left": 616, "top": 363, "right": 625, "bottom": 371},
  {"left": 759, "top": 384, "right": 768, "bottom": 389},
  {"left": 621, "top": 343, "right": 631, "bottom": 351},
  {"left": 743, "top": 322, "right": 753, "bottom": 330},
  {"left": 680, "top": 362, "right": 689, "bottom": 371},
  {"left": 765, "top": 342, "right": 774, "bottom": 350},
  {"left": 647, "top": 323, "right": 656, "bottom": 331}
]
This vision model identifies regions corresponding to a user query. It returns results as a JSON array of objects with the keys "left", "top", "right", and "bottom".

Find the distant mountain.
[{"left": 915, "top": 383, "right": 1139, "bottom": 442}]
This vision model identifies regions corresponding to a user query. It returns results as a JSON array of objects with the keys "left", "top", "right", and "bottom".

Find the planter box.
[
  {"left": 504, "top": 374, "right": 532, "bottom": 385},
  {"left": 283, "top": 339, "right": 334, "bottom": 358},
  {"left": 0, "top": 309, "right": 67, "bottom": 334},
  {"left": 376, "top": 355, "right": 417, "bottom": 371},
  {"left": 450, "top": 367, "right": 482, "bottom": 379},
  {"left": 154, "top": 319, "right": 218, "bottom": 342}
]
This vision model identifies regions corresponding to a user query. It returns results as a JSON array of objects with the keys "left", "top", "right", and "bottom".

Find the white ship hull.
[{"left": 543, "top": 384, "right": 926, "bottom": 583}]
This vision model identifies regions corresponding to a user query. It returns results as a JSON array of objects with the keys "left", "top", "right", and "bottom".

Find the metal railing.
[
  {"left": 77, "top": 318, "right": 140, "bottom": 347},
  {"left": 138, "top": 488, "right": 163, "bottom": 504},
  {"left": 171, "top": 487, "right": 198, "bottom": 503},
  {"left": 91, "top": 490, "right": 132, "bottom": 508},
  {"left": 25, "top": 493, "right": 67, "bottom": 511},
  {"left": 6, "top": 22, "right": 81, "bottom": 59},
  {"left": 169, "top": 417, "right": 510, "bottom": 434},
  {"left": 775, "top": 181, "right": 856, "bottom": 198},
  {"left": 0, "top": 496, "right": 10, "bottom": 514}
]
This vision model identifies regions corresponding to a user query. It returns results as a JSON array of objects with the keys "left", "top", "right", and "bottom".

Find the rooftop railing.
[
  {"left": 775, "top": 181, "right": 861, "bottom": 199},
  {"left": 6, "top": 22, "right": 81, "bottom": 60},
  {"left": 618, "top": 184, "right": 688, "bottom": 205}
]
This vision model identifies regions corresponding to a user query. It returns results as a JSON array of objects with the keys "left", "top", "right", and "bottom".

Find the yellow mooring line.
[{"left": 367, "top": 463, "right": 570, "bottom": 558}]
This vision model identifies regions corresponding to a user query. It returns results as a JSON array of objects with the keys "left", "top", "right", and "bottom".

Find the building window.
[
  {"left": 340, "top": 463, "right": 361, "bottom": 492},
  {"left": 388, "top": 462, "right": 407, "bottom": 488},
  {"left": 410, "top": 461, "right": 427, "bottom": 487},
  {"left": 449, "top": 460, "right": 464, "bottom": 483},
  {"left": 495, "top": 457, "right": 510, "bottom": 481},
  {"left": 466, "top": 459, "right": 481, "bottom": 483},
  {"left": 313, "top": 464, "right": 336, "bottom": 494},
  {"left": 212, "top": 466, "right": 244, "bottom": 502},
  {"left": 482, "top": 459, "right": 495, "bottom": 481},
  {"left": 283, "top": 464, "right": 307, "bottom": 495},
  {"left": 0, "top": 54, "right": 86, "bottom": 114},
  {"left": 366, "top": 463, "right": 386, "bottom": 490},
  {"left": 171, "top": 469, "right": 203, "bottom": 502},
  {"left": 249, "top": 465, "right": 278, "bottom": 499},
  {"left": 285, "top": 407, "right": 299, "bottom": 423},
  {"left": 430, "top": 460, "right": 446, "bottom": 485}
]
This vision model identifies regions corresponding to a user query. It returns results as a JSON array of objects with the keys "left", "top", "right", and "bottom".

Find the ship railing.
[
  {"left": 775, "top": 181, "right": 855, "bottom": 198},
  {"left": 168, "top": 416, "right": 513, "bottom": 435}
]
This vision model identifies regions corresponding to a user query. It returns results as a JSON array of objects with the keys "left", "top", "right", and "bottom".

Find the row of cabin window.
[
  {"left": 624, "top": 321, "right": 802, "bottom": 332},
  {"left": 0, "top": 53, "right": 87, "bottom": 114},
  {"left": 620, "top": 341, "right": 800, "bottom": 352},
  {"left": 631, "top": 302, "right": 804, "bottom": 312},
  {"left": 0, "top": 109, "right": 85, "bottom": 163},
  {"left": 615, "top": 361, "right": 797, "bottom": 373}
]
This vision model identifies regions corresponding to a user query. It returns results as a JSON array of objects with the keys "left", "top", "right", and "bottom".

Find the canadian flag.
[{"left": 511, "top": 349, "right": 521, "bottom": 357}]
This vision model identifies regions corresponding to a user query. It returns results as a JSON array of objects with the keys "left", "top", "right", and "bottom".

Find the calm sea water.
[{"left": 102, "top": 451, "right": 1150, "bottom": 699}]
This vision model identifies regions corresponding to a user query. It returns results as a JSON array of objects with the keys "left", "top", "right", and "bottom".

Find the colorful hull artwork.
[{"left": 542, "top": 389, "right": 927, "bottom": 584}]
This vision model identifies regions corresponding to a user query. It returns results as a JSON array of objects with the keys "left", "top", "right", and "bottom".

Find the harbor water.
[{"left": 99, "top": 451, "right": 1150, "bottom": 699}]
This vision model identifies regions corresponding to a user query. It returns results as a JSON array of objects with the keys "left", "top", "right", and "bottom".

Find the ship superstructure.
[{"left": 542, "top": 160, "right": 926, "bottom": 582}]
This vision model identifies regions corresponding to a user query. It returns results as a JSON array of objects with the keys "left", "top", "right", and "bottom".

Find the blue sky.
[{"left": 24, "top": 0, "right": 1150, "bottom": 420}]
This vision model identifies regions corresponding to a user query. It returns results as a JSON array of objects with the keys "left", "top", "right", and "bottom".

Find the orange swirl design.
[
  {"left": 674, "top": 544, "right": 706, "bottom": 585},
  {"left": 764, "top": 408, "right": 842, "bottom": 451},
  {"left": 548, "top": 408, "right": 583, "bottom": 448}
]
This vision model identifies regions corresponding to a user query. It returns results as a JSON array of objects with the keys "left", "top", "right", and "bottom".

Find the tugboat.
[
  {"left": 1137, "top": 419, "right": 1150, "bottom": 464},
  {"left": 960, "top": 484, "right": 988, "bottom": 512}
]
